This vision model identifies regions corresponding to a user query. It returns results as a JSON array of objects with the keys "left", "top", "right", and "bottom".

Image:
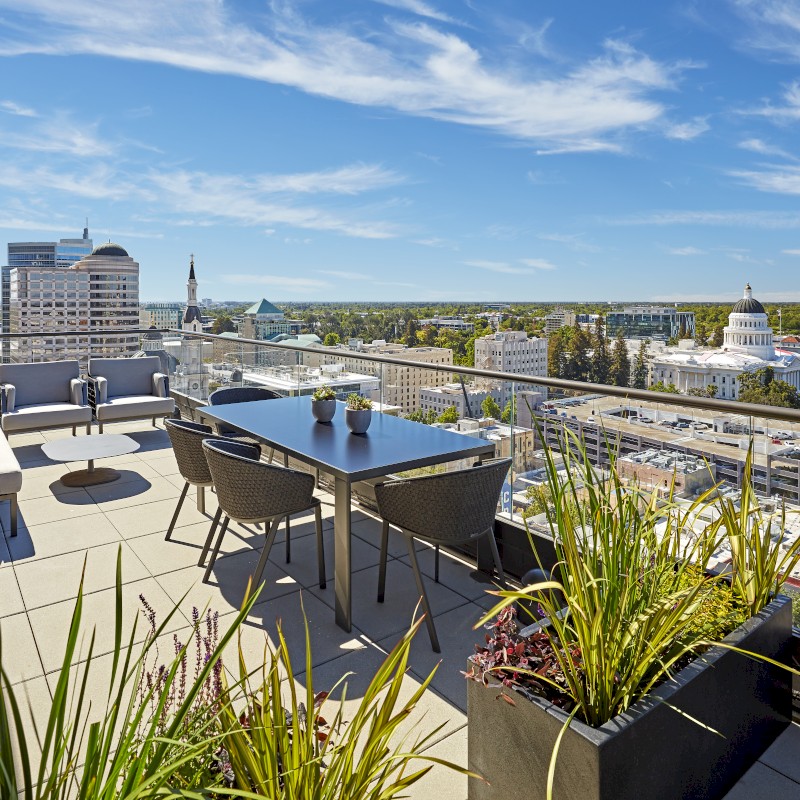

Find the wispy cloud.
[
  {"left": 221, "top": 273, "right": 329, "bottom": 292},
  {"left": 519, "top": 258, "right": 557, "bottom": 270},
  {"left": 465, "top": 258, "right": 556, "bottom": 274},
  {"left": 317, "top": 269, "right": 370, "bottom": 280},
  {"left": 371, "top": 0, "right": 459, "bottom": 25},
  {"left": 148, "top": 168, "right": 400, "bottom": 239},
  {"left": 537, "top": 232, "right": 601, "bottom": 252},
  {"left": 0, "top": 1, "right": 684, "bottom": 151},
  {"left": 748, "top": 80, "right": 800, "bottom": 122},
  {"left": 726, "top": 0, "right": 800, "bottom": 62},
  {"left": 609, "top": 209, "right": 800, "bottom": 229},
  {"left": 738, "top": 138, "right": 797, "bottom": 159},
  {"left": 782, "top": 248, "right": 800, "bottom": 254},
  {"left": 0, "top": 114, "right": 115, "bottom": 157},
  {"left": 729, "top": 164, "right": 800, "bottom": 194},
  {"left": 0, "top": 100, "right": 37, "bottom": 116},
  {"left": 665, "top": 116, "right": 710, "bottom": 140},
  {"left": 665, "top": 245, "right": 706, "bottom": 255},
  {"left": 255, "top": 164, "right": 403, "bottom": 195}
]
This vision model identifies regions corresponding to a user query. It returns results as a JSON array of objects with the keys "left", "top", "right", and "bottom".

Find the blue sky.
[{"left": 1, "top": 1, "right": 800, "bottom": 303}]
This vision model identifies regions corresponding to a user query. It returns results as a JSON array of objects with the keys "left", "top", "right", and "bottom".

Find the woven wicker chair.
[
  {"left": 374, "top": 458, "right": 510, "bottom": 652},
  {"left": 201, "top": 438, "right": 326, "bottom": 592},
  {"left": 206, "top": 385, "right": 300, "bottom": 560},
  {"left": 164, "top": 419, "right": 229, "bottom": 567}
]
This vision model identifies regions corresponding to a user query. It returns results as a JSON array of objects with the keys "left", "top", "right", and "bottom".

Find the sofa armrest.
[
  {"left": 153, "top": 373, "right": 170, "bottom": 398},
  {"left": 1, "top": 383, "right": 15, "bottom": 414},
  {"left": 69, "top": 378, "right": 88, "bottom": 407},
  {"left": 87, "top": 375, "right": 107, "bottom": 407}
]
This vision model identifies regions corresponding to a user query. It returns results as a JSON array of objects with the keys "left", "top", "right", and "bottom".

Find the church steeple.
[{"left": 182, "top": 254, "right": 202, "bottom": 332}]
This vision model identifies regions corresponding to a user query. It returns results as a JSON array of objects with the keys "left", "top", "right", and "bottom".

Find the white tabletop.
[{"left": 42, "top": 434, "right": 140, "bottom": 463}]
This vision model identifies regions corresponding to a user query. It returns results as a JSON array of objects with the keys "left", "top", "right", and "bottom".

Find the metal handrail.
[
  {"left": 4, "top": 326, "right": 800, "bottom": 424},
  {"left": 166, "top": 329, "right": 800, "bottom": 425}
]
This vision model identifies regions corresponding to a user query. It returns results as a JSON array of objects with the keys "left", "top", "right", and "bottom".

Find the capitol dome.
[
  {"left": 91, "top": 242, "right": 129, "bottom": 257},
  {"left": 731, "top": 284, "right": 766, "bottom": 315}
]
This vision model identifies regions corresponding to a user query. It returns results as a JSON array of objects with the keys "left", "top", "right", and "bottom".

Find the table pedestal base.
[{"left": 60, "top": 466, "right": 120, "bottom": 487}]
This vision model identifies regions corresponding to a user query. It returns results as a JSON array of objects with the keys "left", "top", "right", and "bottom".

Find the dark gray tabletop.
[
  {"left": 42, "top": 433, "right": 140, "bottom": 463},
  {"left": 198, "top": 396, "right": 495, "bottom": 482}
]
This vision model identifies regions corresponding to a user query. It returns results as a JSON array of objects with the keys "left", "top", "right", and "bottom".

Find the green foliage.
[
  {"left": 720, "top": 448, "right": 800, "bottom": 617},
  {"left": 609, "top": 329, "right": 630, "bottom": 387},
  {"left": 405, "top": 409, "right": 437, "bottom": 424},
  {"left": 710, "top": 325, "right": 724, "bottom": 348},
  {"left": 481, "top": 395, "right": 501, "bottom": 420},
  {"left": 501, "top": 396, "right": 516, "bottom": 424},
  {"left": 322, "top": 332, "right": 340, "bottom": 347},
  {"left": 212, "top": 315, "right": 236, "bottom": 335},
  {"left": 588, "top": 317, "right": 610, "bottom": 385},
  {"left": 738, "top": 366, "right": 800, "bottom": 409},
  {"left": 345, "top": 393, "right": 372, "bottom": 410},
  {"left": 311, "top": 385, "right": 336, "bottom": 401},
  {"left": 650, "top": 380, "right": 680, "bottom": 394},
  {"left": 630, "top": 339, "right": 650, "bottom": 389},
  {"left": 686, "top": 385, "right": 718, "bottom": 398},
  {"left": 474, "top": 434, "right": 762, "bottom": 730},
  {"left": 0, "top": 554, "right": 471, "bottom": 799},
  {"left": 437, "top": 405, "right": 459, "bottom": 424}
]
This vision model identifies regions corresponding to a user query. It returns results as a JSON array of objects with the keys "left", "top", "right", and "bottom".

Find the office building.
[
  {"left": 302, "top": 339, "right": 452, "bottom": 414},
  {"left": 544, "top": 308, "right": 576, "bottom": 336},
  {"left": 240, "top": 299, "right": 302, "bottom": 341},
  {"left": 8, "top": 241, "right": 139, "bottom": 363},
  {"left": 605, "top": 306, "right": 695, "bottom": 341},
  {"left": 419, "top": 383, "right": 503, "bottom": 419},
  {"left": 418, "top": 315, "right": 474, "bottom": 332},
  {"left": 3, "top": 226, "right": 93, "bottom": 360},
  {"left": 140, "top": 302, "right": 184, "bottom": 330}
]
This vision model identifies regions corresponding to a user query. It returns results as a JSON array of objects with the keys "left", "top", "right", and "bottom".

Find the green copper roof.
[{"left": 244, "top": 298, "right": 284, "bottom": 316}]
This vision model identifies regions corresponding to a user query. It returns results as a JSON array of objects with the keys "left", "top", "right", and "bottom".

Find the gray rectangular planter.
[{"left": 467, "top": 595, "right": 793, "bottom": 800}]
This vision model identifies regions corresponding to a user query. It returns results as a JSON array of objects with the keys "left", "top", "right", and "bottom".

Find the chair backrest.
[
  {"left": 374, "top": 458, "right": 511, "bottom": 544},
  {"left": 0, "top": 360, "right": 80, "bottom": 407},
  {"left": 208, "top": 387, "right": 282, "bottom": 406},
  {"left": 202, "top": 438, "right": 315, "bottom": 521},
  {"left": 89, "top": 356, "right": 159, "bottom": 398},
  {"left": 164, "top": 418, "right": 218, "bottom": 486}
]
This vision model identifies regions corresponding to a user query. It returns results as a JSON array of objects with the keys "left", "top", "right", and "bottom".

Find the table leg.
[
  {"left": 87, "top": 459, "right": 95, "bottom": 474},
  {"left": 334, "top": 476, "right": 352, "bottom": 632}
]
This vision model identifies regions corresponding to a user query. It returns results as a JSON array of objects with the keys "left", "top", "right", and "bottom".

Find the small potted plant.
[
  {"left": 311, "top": 385, "right": 337, "bottom": 423},
  {"left": 345, "top": 393, "right": 373, "bottom": 434}
]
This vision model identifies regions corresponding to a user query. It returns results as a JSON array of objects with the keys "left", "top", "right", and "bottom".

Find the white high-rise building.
[
  {"left": 8, "top": 241, "right": 139, "bottom": 363},
  {"left": 650, "top": 284, "right": 800, "bottom": 399},
  {"left": 473, "top": 330, "right": 548, "bottom": 406}
]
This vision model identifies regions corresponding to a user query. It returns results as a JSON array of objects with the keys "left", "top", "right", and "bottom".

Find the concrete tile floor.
[{"left": 0, "top": 419, "right": 797, "bottom": 799}]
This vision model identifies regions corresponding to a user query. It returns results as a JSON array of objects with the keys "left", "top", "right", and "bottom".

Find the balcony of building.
[{"left": 1, "top": 329, "right": 800, "bottom": 798}]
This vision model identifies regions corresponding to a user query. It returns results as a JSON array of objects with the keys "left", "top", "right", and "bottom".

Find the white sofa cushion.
[
  {"left": 0, "top": 434, "right": 22, "bottom": 495},
  {"left": 2, "top": 403, "right": 92, "bottom": 432},
  {"left": 89, "top": 356, "right": 160, "bottom": 397},
  {"left": 94, "top": 395, "right": 175, "bottom": 422},
  {"left": 0, "top": 360, "right": 81, "bottom": 407}
]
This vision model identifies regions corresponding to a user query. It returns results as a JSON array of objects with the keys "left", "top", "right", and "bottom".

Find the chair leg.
[
  {"left": 72, "top": 425, "right": 76, "bottom": 436},
  {"left": 377, "top": 520, "right": 390, "bottom": 602},
  {"left": 486, "top": 531, "right": 506, "bottom": 588},
  {"left": 315, "top": 504, "right": 326, "bottom": 589},
  {"left": 196, "top": 485, "right": 205, "bottom": 515},
  {"left": 9, "top": 495, "right": 17, "bottom": 538},
  {"left": 284, "top": 515, "right": 291, "bottom": 563},
  {"left": 86, "top": 423, "right": 91, "bottom": 435},
  {"left": 267, "top": 447, "right": 275, "bottom": 463},
  {"left": 203, "top": 515, "right": 230, "bottom": 583},
  {"left": 283, "top": 452, "right": 289, "bottom": 468},
  {"left": 252, "top": 516, "right": 282, "bottom": 588},
  {"left": 405, "top": 535, "right": 440, "bottom": 653},
  {"left": 98, "top": 422, "right": 103, "bottom": 434},
  {"left": 152, "top": 417, "right": 157, "bottom": 428},
  {"left": 165, "top": 482, "right": 189, "bottom": 541},
  {"left": 198, "top": 507, "right": 223, "bottom": 566},
  {"left": 434, "top": 545, "right": 440, "bottom": 583}
]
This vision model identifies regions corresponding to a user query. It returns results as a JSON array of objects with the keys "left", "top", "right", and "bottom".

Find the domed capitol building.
[{"left": 650, "top": 284, "right": 800, "bottom": 399}]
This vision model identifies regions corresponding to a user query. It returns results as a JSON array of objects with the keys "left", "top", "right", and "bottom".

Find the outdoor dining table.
[{"left": 197, "top": 395, "right": 496, "bottom": 632}]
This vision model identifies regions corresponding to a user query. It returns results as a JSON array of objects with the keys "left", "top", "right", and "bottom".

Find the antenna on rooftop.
[{"left": 83, "top": 218, "right": 89, "bottom": 239}]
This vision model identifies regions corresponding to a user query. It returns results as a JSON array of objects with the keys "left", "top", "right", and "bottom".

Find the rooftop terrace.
[{"left": 2, "top": 417, "right": 799, "bottom": 798}]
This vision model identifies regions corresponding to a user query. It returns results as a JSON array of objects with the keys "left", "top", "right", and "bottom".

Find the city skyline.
[{"left": 1, "top": 2, "right": 800, "bottom": 301}]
